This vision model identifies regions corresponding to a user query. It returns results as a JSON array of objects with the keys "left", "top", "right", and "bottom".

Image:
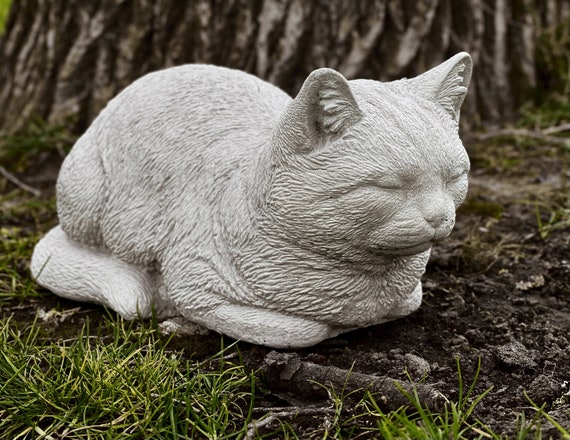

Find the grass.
[
  {"left": 533, "top": 193, "right": 570, "bottom": 239},
  {"left": 0, "top": 225, "right": 47, "bottom": 304},
  {"left": 319, "top": 358, "right": 570, "bottom": 439},
  {"left": 0, "top": 118, "right": 74, "bottom": 168},
  {"left": 0, "top": 0, "right": 10, "bottom": 34},
  {"left": 0, "top": 316, "right": 256, "bottom": 439},
  {"left": 342, "top": 358, "right": 495, "bottom": 439},
  {"left": 0, "top": 190, "right": 57, "bottom": 305}
]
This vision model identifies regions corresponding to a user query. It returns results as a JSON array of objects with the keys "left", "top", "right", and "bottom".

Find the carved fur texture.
[{"left": 31, "top": 53, "right": 472, "bottom": 348}]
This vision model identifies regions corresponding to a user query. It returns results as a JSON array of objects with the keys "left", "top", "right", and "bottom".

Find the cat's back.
[
  {"left": 57, "top": 65, "right": 291, "bottom": 255},
  {"left": 93, "top": 64, "right": 291, "bottom": 158}
]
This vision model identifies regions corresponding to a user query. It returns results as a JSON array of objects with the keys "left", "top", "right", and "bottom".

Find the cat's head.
[{"left": 262, "top": 53, "right": 472, "bottom": 263}]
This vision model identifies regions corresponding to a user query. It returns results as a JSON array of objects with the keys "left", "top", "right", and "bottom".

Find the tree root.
[
  {"left": 246, "top": 405, "right": 335, "bottom": 439},
  {"left": 261, "top": 351, "right": 448, "bottom": 412}
]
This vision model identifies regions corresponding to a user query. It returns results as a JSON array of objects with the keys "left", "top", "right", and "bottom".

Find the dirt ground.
[{"left": 2, "top": 135, "right": 570, "bottom": 436}]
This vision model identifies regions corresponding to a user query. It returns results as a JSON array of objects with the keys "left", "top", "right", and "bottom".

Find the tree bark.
[{"left": 0, "top": 0, "right": 568, "bottom": 134}]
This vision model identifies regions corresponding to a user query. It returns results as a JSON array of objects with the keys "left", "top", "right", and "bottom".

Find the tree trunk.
[{"left": 0, "top": 0, "right": 568, "bottom": 134}]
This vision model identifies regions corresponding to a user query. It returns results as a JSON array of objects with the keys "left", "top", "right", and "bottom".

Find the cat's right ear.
[
  {"left": 409, "top": 52, "right": 472, "bottom": 124},
  {"left": 274, "top": 68, "right": 362, "bottom": 154}
]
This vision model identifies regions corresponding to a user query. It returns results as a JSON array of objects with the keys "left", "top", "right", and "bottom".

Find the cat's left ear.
[
  {"left": 410, "top": 52, "right": 472, "bottom": 123},
  {"left": 275, "top": 68, "right": 363, "bottom": 154}
]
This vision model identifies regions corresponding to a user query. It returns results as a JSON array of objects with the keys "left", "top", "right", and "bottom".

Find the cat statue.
[{"left": 31, "top": 52, "right": 472, "bottom": 348}]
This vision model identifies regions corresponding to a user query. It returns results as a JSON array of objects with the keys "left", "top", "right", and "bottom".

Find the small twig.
[
  {"left": 468, "top": 128, "right": 570, "bottom": 147},
  {"left": 252, "top": 405, "right": 329, "bottom": 414},
  {"left": 246, "top": 406, "right": 334, "bottom": 439},
  {"left": 543, "top": 122, "right": 570, "bottom": 135},
  {"left": 0, "top": 165, "right": 42, "bottom": 196}
]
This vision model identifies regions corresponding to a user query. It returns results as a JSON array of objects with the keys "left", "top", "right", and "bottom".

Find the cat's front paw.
[
  {"left": 188, "top": 303, "right": 339, "bottom": 348},
  {"left": 382, "top": 281, "right": 423, "bottom": 322}
]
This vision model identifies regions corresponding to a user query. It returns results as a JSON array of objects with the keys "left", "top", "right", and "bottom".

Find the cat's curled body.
[{"left": 32, "top": 53, "right": 472, "bottom": 348}]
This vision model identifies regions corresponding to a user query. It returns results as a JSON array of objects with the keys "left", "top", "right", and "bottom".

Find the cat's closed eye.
[
  {"left": 359, "top": 176, "right": 405, "bottom": 192},
  {"left": 446, "top": 169, "right": 468, "bottom": 184},
  {"left": 337, "top": 180, "right": 403, "bottom": 200},
  {"left": 375, "top": 179, "right": 403, "bottom": 191}
]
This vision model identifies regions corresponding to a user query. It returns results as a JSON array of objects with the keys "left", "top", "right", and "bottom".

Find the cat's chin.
[{"left": 368, "top": 241, "right": 433, "bottom": 257}]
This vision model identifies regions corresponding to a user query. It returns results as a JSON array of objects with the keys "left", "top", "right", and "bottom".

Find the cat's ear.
[
  {"left": 275, "top": 68, "right": 362, "bottom": 154},
  {"left": 410, "top": 52, "right": 472, "bottom": 123}
]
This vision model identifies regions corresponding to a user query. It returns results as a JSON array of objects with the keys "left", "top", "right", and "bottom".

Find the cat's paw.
[
  {"left": 383, "top": 281, "right": 423, "bottom": 321},
  {"left": 189, "top": 303, "right": 339, "bottom": 348}
]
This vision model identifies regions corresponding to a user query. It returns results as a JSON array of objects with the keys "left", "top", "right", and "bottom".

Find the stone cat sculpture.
[{"left": 32, "top": 52, "right": 472, "bottom": 348}]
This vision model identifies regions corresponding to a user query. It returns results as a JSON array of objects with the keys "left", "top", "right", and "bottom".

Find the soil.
[{"left": 2, "top": 137, "right": 570, "bottom": 437}]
